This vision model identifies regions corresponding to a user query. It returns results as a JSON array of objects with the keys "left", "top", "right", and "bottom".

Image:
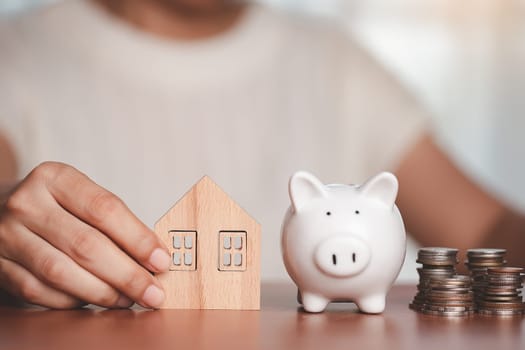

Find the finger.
[
  {"left": 0, "top": 257, "right": 84, "bottom": 309},
  {"left": 1, "top": 222, "right": 133, "bottom": 308},
  {"left": 45, "top": 164, "right": 170, "bottom": 272},
  {"left": 21, "top": 199, "right": 164, "bottom": 308}
]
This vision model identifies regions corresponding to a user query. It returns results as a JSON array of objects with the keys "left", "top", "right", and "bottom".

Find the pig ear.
[
  {"left": 359, "top": 172, "right": 398, "bottom": 209},
  {"left": 289, "top": 171, "right": 327, "bottom": 212}
]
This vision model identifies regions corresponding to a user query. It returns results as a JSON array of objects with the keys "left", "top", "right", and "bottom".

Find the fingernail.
[
  {"left": 142, "top": 285, "right": 165, "bottom": 308},
  {"left": 149, "top": 248, "right": 171, "bottom": 271},
  {"left": 116, "top": 295, "right": 133, "bottom": 308}
]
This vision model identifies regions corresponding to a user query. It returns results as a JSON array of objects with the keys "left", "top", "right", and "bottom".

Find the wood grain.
[
  {"left": 1, "top": 284, "right": 523, "bottom": 350},
  {"left": 154, "top": 176, "right": 261, "bottom": 310}
]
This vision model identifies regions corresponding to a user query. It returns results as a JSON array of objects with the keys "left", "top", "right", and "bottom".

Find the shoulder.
[
  {"left": 268, "top": 7, "right": 357, "bottom": 54},
  {"left": 256, "top": 6, "right": 385, "bottom": 79},
  {"left": 0, "top": 0, "right": 87, "bottom": 73},
  {"left": 0, "top": 1, "right": 91, "bottom": 103},
  {"left": 0, "top": 1, "right": 73, "bottom": 50}
]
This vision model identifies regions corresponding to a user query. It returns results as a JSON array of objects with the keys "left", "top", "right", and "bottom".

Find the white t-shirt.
[{"left": 0, "top": 0, "right": 428, "bottom": 281}]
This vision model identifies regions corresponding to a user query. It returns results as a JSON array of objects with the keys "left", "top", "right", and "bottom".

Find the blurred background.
[{"left": 2, "top": 0, "right": 524, "bottom": 282}]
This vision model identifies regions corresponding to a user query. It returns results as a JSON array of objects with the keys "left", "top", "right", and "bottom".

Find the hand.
[{"left": 0, "top": 162, "right": 171, "bottom": 309}]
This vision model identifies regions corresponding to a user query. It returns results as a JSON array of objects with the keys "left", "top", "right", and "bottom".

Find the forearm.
[
  {"left": 480, "top": 208, "right": 525, "bottom": 268},
  {"left": 0, "top": 182, "right": 17, "bottom": 207},
  {"left": 0, "top": 182, "right": 18, "bottom": 304},
  {"left": 395, "top": 135, "right": 525, "bottom": 271},
  {"left": 0, "top": 132, "right": 19, "bottom": 209},
  {"left": 0, "top": 132, "right": 18, "bottom": 184}
]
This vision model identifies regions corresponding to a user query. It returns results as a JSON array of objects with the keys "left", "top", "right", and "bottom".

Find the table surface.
[{"left": 0, "top": 283, "right": 524, "bottom": 350}]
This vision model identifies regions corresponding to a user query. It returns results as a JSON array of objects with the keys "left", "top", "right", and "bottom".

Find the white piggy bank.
[{"left": 281, "top": 171, "right": 406, "bottom": 313}]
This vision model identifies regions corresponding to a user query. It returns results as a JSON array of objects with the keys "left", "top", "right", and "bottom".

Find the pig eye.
[
  {"left": 326, "top": 211, "right": 331, "bottom": 216},
  {"left": 355, "top": 210, "right": 360, "bottom": 214}
]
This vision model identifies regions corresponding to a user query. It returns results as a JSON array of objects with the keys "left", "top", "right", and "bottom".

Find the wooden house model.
[{"left": 154, "top": 176, "right": 261, "bottom": 310}]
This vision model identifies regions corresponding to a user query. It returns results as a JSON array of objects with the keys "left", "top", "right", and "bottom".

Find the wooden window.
[
  {"left": 218, "top": 231, "right": 247, "bottom": 271},
  {"left": 168, "top": 230, "right": 197, "bottom": 271}
]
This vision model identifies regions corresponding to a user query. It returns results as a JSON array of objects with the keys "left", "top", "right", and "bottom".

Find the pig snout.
[{"left": 314, "top": 236, "right": 370, "bottom": 277}]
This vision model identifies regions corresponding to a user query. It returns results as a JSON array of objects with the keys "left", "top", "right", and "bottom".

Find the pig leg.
[
  {"left": 356, "top": 294, "right": 386, "bottom": 314},
  {"left": 301, "top": 291, "right": 329, "bottom": 313}
]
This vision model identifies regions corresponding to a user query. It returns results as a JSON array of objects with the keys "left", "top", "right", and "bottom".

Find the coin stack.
[
  {"left": 477, "top": 267, "right": 524, "bottom": 316},
  {"left": 410, "top": 247, "right": 459, "bottom": 313},
  {"left": 422, "top": 275, "right": 475, "bottom": 316},
  {"left": 465, "top": 248, "right": 507, "bottom": 309}
]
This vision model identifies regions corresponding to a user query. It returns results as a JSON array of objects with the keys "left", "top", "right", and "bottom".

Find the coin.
[
  {"left": 478, "top": 309, "right": 524, "bottom": 316},
  {"left": 410, "top": 249, "right": 477, "bottom": 316},
  {"left": 467, "top": 248, "right": 506, "bottom": 256},
  {"left": 417, "top": 248, "right": 459, "bottom": 266},
  {"left": 423, "top": 309, "right": 474, "bottom": 317},
  {"left": 420, "top": 247, "right": 459, "bottom": 255},
  {"left": 475, "top": 263, "right": 524, "bottom": 317},
  {"left": 487, "top": 267, "right": 523, "bottom": 274},
  {"left": 412, "top": 247, "right": 525, "bottom": 317},
  {"left": 465, "top": 249, "right": 506, "bottom": 273}
]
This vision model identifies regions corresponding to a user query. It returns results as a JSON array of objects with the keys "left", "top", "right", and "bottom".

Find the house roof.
[
  {"left": 155, "top": 175, "right": 260, "bottom": 228},
  {"left": 154, "top": 175, "right": 261, "bottom": 309}
]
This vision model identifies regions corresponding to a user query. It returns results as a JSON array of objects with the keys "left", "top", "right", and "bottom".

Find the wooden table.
[{"left": 0, "top": 283, "right": 523, "bottom": 350}]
